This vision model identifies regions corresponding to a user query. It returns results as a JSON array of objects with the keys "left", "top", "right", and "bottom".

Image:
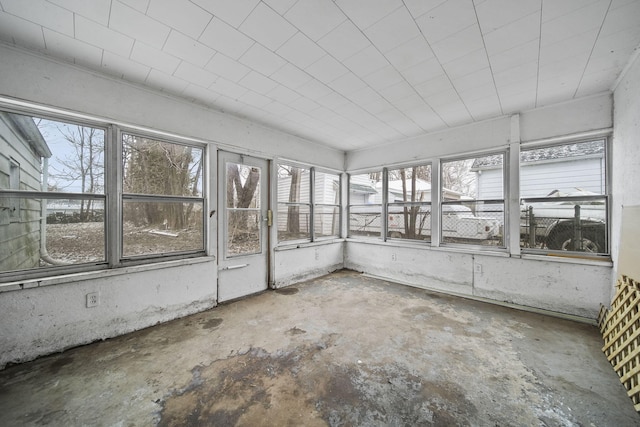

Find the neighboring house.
[
  {"left": 277, "top": 169, "right": 340, "bottom": 238},
  {"left": 0, "top": 112, "right": 51, "bottom": 271},
  {"left": 471, "top": 141, "right": 606, "bottom": 199}
]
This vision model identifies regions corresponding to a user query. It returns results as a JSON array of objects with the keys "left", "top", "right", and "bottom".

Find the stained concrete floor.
[{"left": 0, "top": 270, "right": 638, "bottom": 426}]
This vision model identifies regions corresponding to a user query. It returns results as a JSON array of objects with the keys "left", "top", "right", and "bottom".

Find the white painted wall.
[
  {"left": 612, "top": 52, "right": 640, "bottom": 284},
  {"left": 346, "top": 242, "right": 610, "bottom": 319},
  {"left": 0, "top": 259, "right": 216, "bottom": 368},
  {"left": 273, "top": 242, "right": 344, "bottom": 288}
]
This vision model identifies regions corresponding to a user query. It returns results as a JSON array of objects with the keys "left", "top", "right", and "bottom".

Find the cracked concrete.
[{"left": 0, "top": 270, "right": 637, "bottom": 426}]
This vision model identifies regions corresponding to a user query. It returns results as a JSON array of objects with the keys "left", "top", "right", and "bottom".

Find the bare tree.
[{"left": 48, "top": 125, "right": 104, "bottom": 221}]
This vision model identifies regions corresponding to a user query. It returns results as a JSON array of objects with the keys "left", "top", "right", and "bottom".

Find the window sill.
[
  {"left": 345, "top": 238, "right": 613, "bottom": 266},
  {"left": 275, "top": 238, "right": 345, "bottom": 252},
  {"left": 0, "top": 256, "right": 215, "bottom": 294},
  {"left": 520, "top": 252, "right": 613, "bottom": 267}
]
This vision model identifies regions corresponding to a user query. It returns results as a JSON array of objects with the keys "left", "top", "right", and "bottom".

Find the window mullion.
[{"left": 107, "top": 125, "right": 121, "bottom": 267}]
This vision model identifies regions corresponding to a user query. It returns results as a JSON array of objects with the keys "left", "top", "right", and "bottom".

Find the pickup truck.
[{"left": 520, "top": 190, "right": 606, "bottom": 253}]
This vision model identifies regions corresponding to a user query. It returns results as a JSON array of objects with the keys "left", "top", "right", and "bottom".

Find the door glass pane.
[{"left": 226, "top": 162, "right": 261, "bottom": 256}]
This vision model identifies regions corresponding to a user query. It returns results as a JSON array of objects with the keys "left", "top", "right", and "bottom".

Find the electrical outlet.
[
  {"left": 315, "top": 248, "right": 319, "bottom": 261},
  {"left": 474, "top": 263, "right": 483, "bottom": 274},
  {"left": 86, "top": 292, "right": 99, "bottom": 308},
  {"left": 391, "top": 253, "right": 397, "bottom": 261}
]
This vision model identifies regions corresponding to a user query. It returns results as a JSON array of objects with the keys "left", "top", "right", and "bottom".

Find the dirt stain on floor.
[
  {"left": 157, "top": 334, "right": 478, "bottom": 426},
  {"left": 275, "top": 287, "right": 299, "bottom": 295}
]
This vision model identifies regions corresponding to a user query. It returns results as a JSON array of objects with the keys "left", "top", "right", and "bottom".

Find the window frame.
[
  {"left": 385, "top": 163, "right": 433, "bottom": 243},
  {"left": 312, "top": 167, "right": 342, "bottom": 240},
  {"left": 439, "top": 149, "right": 508, "bottom": 250},
  {"left": 0, "top": 104, "right": 209, "bottom": 283},
  {"left": 276, "top": 161, "right": 342, "bottom": 244},
  {"left": 347, "top": 169, "right": 383, "bottom": 240},
  {"left": 518, "top": 137, "right": 610, "bottom": 258}
]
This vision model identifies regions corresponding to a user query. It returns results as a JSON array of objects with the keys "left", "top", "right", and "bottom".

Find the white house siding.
[
  {"left": 0, "top": 113, "right": 44, "bottom": 272},
  {"left": 277, "top": 171, "right": 341, "bottom": 238},
  {"left": 476, "top": 157, "right": 605, "bottom": 200}
]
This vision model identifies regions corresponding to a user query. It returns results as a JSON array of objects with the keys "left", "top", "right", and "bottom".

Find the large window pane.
[
  {"left": 314, "top": 171, "right": 340, "bottom": 239},
  {"left": 277, "top": 164, "right": 310, "bottom": 242},
  {"left": 349, "top": 205, "right": 381, "bottom": 237},
  {"left": 277, "top": 204, "right": 310, "bottom": 242},
  {"left": 387, "top": 165, "right": 431, "bottom": 241},
  {"left": 0, "top": 111, "right": 106, "bottom": 274},
  {"left": 314, "top": 205, "right": 340, "bottom": 238},
  {"left": 0, "top": 197, "right": 105, "bottom": 273},
  {"left": 520, "top": 139, "right": 608, "bottom": 255},
  {"left": 441, "top": 154, "right": 505, "bottom": 247},
  {"left": 123, "top": 134, "right": 202, "bottom": 197},
  {"left": 123, "top": 200, "right": 203, "bottom": 257},
  {"left": 349, "top": 172, "right": 381, "bottom": 238}
]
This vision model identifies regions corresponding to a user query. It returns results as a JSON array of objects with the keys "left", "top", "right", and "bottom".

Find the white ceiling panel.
[
  {"left": 317, "top": 20, "right": 370, "bottom": 61},
  {"left": 0, "top": 12, "right": 46, "bottom": 50},
  {"left": 343, "top": 45, "right": 389, "bottom": 78},
  {"left": 239, "top": 2, "right": 297, "bottom": 50},
  {"left": 383, "top": 36, "right": 435, "bottom": 72},
  {"left": 190, "top": 0, "right": 260, "bottom": 28},
  {"left": 199, "top": 17, "right": 254, "bottom": 60},
  {"left": 334, "top": 0, "right": 402, "bottom": 30},
  {"left": 1, "top": 0, "right": 74, "bottom": 37},
  {"left": 276, "top": 32, "right": 326, "bottom": 69},
  {"left": 415, "top": 0, "right": 477, "bottom": 43},
  {"left": 238, "top": 43, "right": 287, "bottom": 76},
  {"left": 146, "top": 0, "right": 211, "bottom": 40},
  {"left": 130, "top": 41, "right": 179, "bottom": 74},
  {"left": 49, "top": 0, "right": 112, "bottom": 26},
  {"left": 101, "top": 51, "right": 150, "bottom": 82},
  {"left": 0, "top": 0, "right": 638, "bottom": 152},
  {"left": 284, "top": 0, "right": 345, "bottom": 41},
  {"left": 174, "top": 61, "right": 217, "bottom": 88},
  {"left": 163, "top": 31, "right": 214, "bottom": 68},
  {"left": 109, "top": 0, "right": 170, "bottom": 50},
  {"left": 364, "top": 6, "right": 421, "bottom": 53},
  {"left": 475, "top": 0, "right": 541, "bottom": 34},
  {"left": 205, "top": 53, "right": 251, "bottom": 83},
  {"left": 43, "top": 28, "right": 103, "bottom": 67}
]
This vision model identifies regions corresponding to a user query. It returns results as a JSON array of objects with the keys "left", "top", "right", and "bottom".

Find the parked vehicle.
[
  {"left": 353, "top": 204, "right": 501, "bottom": 242},
  {"left": 520, "top": 190, "right": 606, "bottom": 253}
]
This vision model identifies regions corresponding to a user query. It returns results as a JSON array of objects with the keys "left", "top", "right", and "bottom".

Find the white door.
[{"left": 218, "top": 152, "right": 269, "bottom": 302}]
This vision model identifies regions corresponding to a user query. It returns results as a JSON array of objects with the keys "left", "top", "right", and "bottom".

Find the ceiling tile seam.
[
  {"left": 331, "top": 1, "right": 446, "bottom": 134},
  {"left": 402, "top": 0, "right": 447, "bottom": 22},
  {"left": 471, "top": 1, "right": 503, "bottom": 118},
  {"left": 573, "top": 0, "right": 614, "bottom": 99},
  {"left": 230, "top": 0, "right": 263, "bottom": 31},
  {"left": 534, "top": 1, "right": 543, "bottom": 108}
]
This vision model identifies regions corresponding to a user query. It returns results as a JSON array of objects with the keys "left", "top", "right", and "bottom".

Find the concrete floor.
[{"left": 0, "top": 270, "right": 637, "bottom": 426}]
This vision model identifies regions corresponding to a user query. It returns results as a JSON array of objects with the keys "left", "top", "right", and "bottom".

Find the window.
[
  {"left": 348, "top": 172, "right": 382, "bottom": 238},
  {"left": 440, "top": 153, "right": 505, "bottom": 247},
  {"left": 277, "top": 164, "right": 311, "bottom": 242},
  {"left": 314, "top": 170, "right": 341, "bottom": 239},
  {"left": 277, "top": 164, "right": 341, "bottom": 243},
  {"left": 387, "top": 164, "right": 431, "bottom": 241},
  {"left": 519, "top": 139, "right": 608, "bottom": 255},
  {"left": 0, "top": 111, "right": 106, "bottom": 274},
  {"left": 122, "top": 133, "right": 204, "bottom": 258},
  {"left": 0, "top": 108, "right": 207, "bottom": 281}
]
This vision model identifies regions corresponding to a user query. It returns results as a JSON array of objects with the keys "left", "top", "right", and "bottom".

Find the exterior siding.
[{"left": 0, "top": 114, "right": 44, "bottom": 271}]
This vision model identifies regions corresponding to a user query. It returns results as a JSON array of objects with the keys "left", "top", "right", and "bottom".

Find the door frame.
[{"left": 216, "top": 150, "right": 271, "bottom": 302}]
